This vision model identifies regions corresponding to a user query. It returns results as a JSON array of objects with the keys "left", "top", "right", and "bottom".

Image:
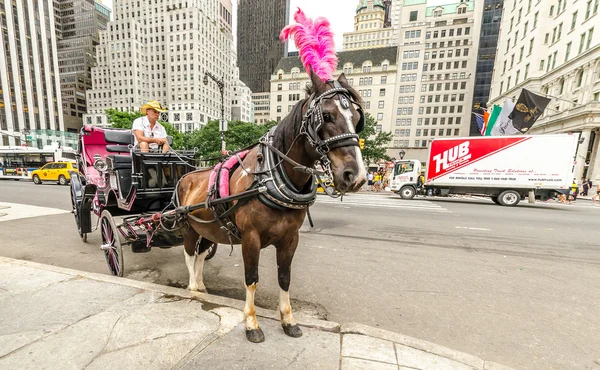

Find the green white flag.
[{"left": 484, "top": 105, "right": 502, "bottom": 136}]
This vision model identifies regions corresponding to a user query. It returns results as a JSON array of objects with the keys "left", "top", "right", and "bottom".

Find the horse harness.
[{"left": 176, "top": 82, "right": 364, "bottom": 246}]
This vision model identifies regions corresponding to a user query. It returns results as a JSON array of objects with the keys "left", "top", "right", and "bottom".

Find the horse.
[{"left": 176, "top": 70, "right": 367, "bottom": 343}]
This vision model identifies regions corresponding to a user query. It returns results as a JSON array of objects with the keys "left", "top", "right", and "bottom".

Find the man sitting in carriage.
[{"left": 132, "top": 100, "right": 170, "bottom": 153}]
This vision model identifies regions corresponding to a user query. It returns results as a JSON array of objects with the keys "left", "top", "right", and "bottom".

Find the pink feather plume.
[{"left": 279, "top": 8, "right": 338, "bottom": 82}]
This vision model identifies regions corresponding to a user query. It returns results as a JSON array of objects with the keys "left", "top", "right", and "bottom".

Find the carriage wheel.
[
  {"left": 100, "top": 210, "right": 124, "bottom": 277},
  {"left": 70, "top": 180, "right": 87, "bottom": 242}
]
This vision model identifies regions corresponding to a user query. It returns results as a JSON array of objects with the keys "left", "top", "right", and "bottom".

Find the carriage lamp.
[
  {"left": 93, "top": 158, "right": 108, "bottom": 172},
  {"left": 399, "top": 150, "right": 406, "bottom": 160}
]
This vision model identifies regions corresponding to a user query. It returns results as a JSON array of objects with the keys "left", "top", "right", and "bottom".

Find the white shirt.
[{"left": 132, "top": 116, "right": 167, "bottom": 149}]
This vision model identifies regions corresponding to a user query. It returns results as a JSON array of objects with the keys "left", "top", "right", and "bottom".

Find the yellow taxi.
[{"left": 31, "top": 162, "right": 78, "bottom": 185}]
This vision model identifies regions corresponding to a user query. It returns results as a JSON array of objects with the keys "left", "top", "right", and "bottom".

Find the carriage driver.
[{"left": 132, "top": 100, "right": 170, "bottom": 153}]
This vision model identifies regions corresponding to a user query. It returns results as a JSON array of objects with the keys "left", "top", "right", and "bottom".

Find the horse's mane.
[{"left": 272, "top": 78, "right": 362, "bottom": 153}]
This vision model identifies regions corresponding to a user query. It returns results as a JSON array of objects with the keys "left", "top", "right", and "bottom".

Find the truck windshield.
[{"left": 394, "top": 161, "right": 414, "bottom": 176}]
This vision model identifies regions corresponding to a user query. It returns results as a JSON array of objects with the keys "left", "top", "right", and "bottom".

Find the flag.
[
  {"left": 491, "top": 99, "right": 518, "bottom": 136},
  {"left": 474, "top": 113, "right": 485, "bottom": 135},
  {"left": 483, "top": 109, "right": 490, "bottom": 134},
  {"left": 484, "top": 105, "right": 502, "bottom": 136},
  {"left": 508, "top": 89, "right": 551, "bottom": 133}
]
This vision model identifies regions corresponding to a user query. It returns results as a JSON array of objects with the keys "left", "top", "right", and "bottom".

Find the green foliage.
[
  {"left": 183, "top": 120, "right": 276, "bottom": 162},
  {"left": 104, "top": 109, "right": 184, "bottom": 149},
  {"left": 358, "top": 113, "right": 392, "bottom": 165}
]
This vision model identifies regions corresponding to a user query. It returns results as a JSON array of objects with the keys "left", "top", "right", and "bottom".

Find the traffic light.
[{"left": 359, "top": 139, "right": 365, "bottom": 150}]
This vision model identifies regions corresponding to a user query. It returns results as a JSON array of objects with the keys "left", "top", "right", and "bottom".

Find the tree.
[
  {"left": 104, "top": 109, "right": 184, "bottom": 149},
  {"left": 183, "top": 120, "right": 276, "bottom": 162},
  {"left": 358, "top": 113, "right": 392, "bottom": 166}
]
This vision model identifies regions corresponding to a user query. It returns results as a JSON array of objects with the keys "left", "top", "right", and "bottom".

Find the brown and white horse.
[{"left": 177, "top": 71, "right": 367, "bottom": 343}]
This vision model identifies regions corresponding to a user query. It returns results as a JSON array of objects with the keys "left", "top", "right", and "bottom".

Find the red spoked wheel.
[{"left": 100, "top": 210, "right": 124, "bottom": 277}]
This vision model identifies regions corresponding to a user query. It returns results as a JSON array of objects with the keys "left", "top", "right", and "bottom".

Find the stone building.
[
  {"left": 343, "top": 0, "right": 395, "bottom": 51},
  {"left": 269, "top": 47, "right": 398, "bottom": 135},
  {"left": 489, "top": 0, "right": 600, "bottom": 182}
]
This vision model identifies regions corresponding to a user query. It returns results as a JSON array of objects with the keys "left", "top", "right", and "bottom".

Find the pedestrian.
[
  {"left": 374, "top": 172, "right": 382, "bottom": 192},
  {"left": 569, "top": 178, "right": 578, "bottom": 201},
  {"left": 581, "top": 178, "right": 591, "bottom": 196},
  {"left": 593, "top": 184, "right": 600, "bottom": 205},
  {"left": 367, "top": 171, "right": 374, "bottom": 191}
]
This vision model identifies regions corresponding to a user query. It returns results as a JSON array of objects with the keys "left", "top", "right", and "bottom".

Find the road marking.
[
  {"left": 316, "top": 194, "right": 451, "bottom": 213},
  {"left": 0, "top": 202, "right": 69, "bottom": 222},
  {"left": 455, "top": 226, "right": 491, "bottom": 231}
]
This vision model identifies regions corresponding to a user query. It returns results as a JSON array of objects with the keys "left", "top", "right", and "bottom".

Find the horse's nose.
[{"left": 343, "top": 169, "right": 356, "bottom": 185}]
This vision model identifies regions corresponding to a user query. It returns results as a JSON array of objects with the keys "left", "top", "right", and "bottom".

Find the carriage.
[{"left": 69, "top": 125, "right": 218, "bottom": 277}]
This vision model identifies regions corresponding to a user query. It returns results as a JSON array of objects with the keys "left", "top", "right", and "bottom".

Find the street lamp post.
[
  {"left": 399, "top": 150, "right": 406, "bottom": 160},
  {"left": 203, "top": 71, "right": 226, "bottom": 154}
]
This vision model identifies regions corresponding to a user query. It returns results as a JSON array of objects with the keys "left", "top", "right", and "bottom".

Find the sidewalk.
[{"left": 0, "top": 257, "right": 514, "bottom": 370}]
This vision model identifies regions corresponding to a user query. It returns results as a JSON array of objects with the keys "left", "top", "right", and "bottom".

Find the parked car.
[{"left": 31, "top": 162, "right": 78, "bottom": 185}]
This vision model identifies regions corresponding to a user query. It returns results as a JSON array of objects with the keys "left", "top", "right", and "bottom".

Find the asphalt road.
[{"left": 1, "top": 179, "right": 599, "bottom": 370}]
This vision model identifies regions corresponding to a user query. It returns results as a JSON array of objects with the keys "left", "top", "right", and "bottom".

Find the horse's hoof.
[
  {"left": 246, "top": 328, "right": 265, "bottom": 343},
  {"left": 282, "top": 324, "right": 303, "bottom": 338}
]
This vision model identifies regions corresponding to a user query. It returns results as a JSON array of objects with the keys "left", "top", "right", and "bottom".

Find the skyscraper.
[
  {"left": 469, "top": 0, "right": 503, "bottom": 135},
  {"left": 390, "top": 0, "right": 484, "bottom": 161},
  {"left": 237, "top": 0, "right": 290, "bottom": 94},
  {"left": 0, "top": 0, "right": 65, "bottom": 147},
  {"left": 85, "top": 0, "right": 234, "bottom": 132},
  {"left": 56, "top": 0, "right": 110, "bottom": 131}
]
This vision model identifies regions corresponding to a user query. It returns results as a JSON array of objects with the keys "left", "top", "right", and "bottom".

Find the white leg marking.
[
  {"left": 193, "top": 249, "right": 208, "bottom": 292},
  {"left": 278, "top": 288, "right": 296, "bottom": 326},
  {"left": 184, "top": 249, "right": 199, "bottom": 291},
  {"left": 334, "top": 100, "right": 368, "bottom": 182},
  {"left": 244, "top": 283, "right": 259, "bottom": 330}
]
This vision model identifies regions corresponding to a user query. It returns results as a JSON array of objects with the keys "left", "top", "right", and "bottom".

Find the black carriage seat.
[{"left": 104, "top": 130, "right": 133, "bottom": 171}]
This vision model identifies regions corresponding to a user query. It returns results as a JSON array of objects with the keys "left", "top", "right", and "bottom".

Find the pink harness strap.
[{"left": 208, "top": 150, "right": 249, "bottom": 198}]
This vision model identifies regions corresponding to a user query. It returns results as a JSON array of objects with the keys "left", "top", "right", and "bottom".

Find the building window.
[
  {"left": 381, "top": 76, "right": 387, "bottom": 84},
  {"left": 378, "top": 101, "right": 385, "bottom": 109},
  {"left": 377, "top": 113, "right": 384, "bottom": 120},
  {"left": 277, "top": 95, "right": 282, "bottom": 102},
  {"left": 186, "top": 113, "right": 193, "bottom": 121},
  {"left": 379, "top": 89, "right": 386, "bottom": 96},
  {"left": 409, "top": 11, "right": 418, "bottom": 22},
  {"left": 577, "top": 71, "right": 584, "bottom": 87}
]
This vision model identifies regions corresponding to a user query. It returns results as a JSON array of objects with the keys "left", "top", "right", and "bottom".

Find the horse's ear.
[
  {"left": 309, "top": 67, "right": 326, "bottom": 93},
  {"left": 337, "top": 73, "right": 348, "bottom": 86}
]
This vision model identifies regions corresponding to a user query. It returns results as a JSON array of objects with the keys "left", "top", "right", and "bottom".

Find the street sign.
[
  {"left": 26, "top": 135, "right": 32, "bottom": 140},
  {"left": 219, "top": 119, "right": 228, "bottom": 132}
]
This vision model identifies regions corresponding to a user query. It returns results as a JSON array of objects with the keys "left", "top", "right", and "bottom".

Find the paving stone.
[
  {"left": 342, "top": 334, "right": 397, "bottom": 365},
  {"left": 395, "top": 343, "right": 476, "bottom": 370},
  {"left": 0, "top": 278, "right": 138, "bottom": 357},
  {"left": 342, "top": 357, "right": 399, "bottom": 370},
  {"left": 0, "top": 264, "right": 72, "bottom": 293},
  {"left": 104, "top": 298, "right": 219, "bottom": 352},
  {"left": 180, "top": 318, "right": 340, "bottom": 370}
]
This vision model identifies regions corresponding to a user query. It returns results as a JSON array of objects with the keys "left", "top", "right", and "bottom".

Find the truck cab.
[{"left": 389, "top": 160, "right": 421, "bottom": 199}]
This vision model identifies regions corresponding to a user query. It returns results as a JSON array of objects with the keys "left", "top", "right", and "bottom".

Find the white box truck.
[{"left": 389, "top": 134, "right": 579, "bottom": 206}]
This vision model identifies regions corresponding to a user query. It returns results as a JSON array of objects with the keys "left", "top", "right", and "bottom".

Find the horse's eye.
[{"left": 323, "top": 113, "right": 332, "bottom": 122}]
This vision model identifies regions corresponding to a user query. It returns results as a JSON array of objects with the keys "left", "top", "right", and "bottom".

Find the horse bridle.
[{"left": 299, "top": 81, "right": 365, "bottom": 192}]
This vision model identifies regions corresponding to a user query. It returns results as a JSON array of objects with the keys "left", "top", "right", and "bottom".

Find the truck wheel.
[
  {"left": 399, "top": 186, "right": 416, "bottom": 200},
  {"left": 491, "top": 196, "right": 500, "bottom": 205},
  {"left": 498, "top": 190, "right": 520, "bottom": 206}
]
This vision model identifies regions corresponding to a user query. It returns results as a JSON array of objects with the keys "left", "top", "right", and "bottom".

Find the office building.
[
  {"left": 489, "top": 0, "right": 600, "bottom": 182},
  {"left": 389, "top": 0, "right": 483, "bottom": 161},
  {"left": 469, "top": 0, "right": 503, "bottom": 135},
  {"left": 237, "top": 0, "right": 290, "bottom": 94},
  {"left": 0, "top": 0, "right": 65, "bottom": 147},
  {"left": 56, "top": 0, "right": 110, "bottom": 131},
  {"left": 343, "top": 0, "right": 395, "bottom": 51},
  {"left": 85, "top": 0, "right": 234, "bottom": 133}
]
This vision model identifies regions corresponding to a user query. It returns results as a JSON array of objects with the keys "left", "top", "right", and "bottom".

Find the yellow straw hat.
[{"left": 141, "top": 100, "right": 166, "bottom": 114}]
